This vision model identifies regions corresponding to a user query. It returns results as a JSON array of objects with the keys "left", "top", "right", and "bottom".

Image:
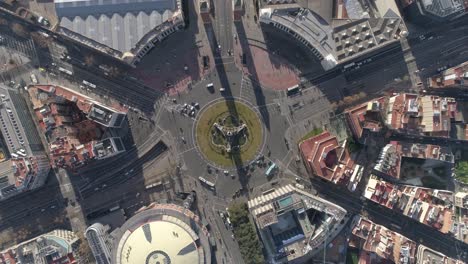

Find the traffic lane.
[{"left": 210, "top": 203, "right": 244, "bottom": 264}]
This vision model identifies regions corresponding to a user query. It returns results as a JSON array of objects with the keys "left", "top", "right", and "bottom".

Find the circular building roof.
[{"left": 113, "top": 203, "right": 211, "bottom": 264}]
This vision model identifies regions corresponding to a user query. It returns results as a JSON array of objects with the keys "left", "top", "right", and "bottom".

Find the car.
[
  {"left": 223, "top": 170, "right": 229, "bottom": 175},
  {"left": 219, "top": 87, "right": 225, "bottom": 92},
  {"left": 416, "top": 82, "right": 423, "bottom": 86},
  {"left": 30, "top": 74, "right": 38, "bottom": 84},
  {"left": 194, "top": 103, "right": 200, "bottom": 109}
]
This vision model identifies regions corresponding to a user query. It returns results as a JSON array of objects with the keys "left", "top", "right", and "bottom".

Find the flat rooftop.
[
  {"left": 55, "top": 0, "right": 178, "bottom": 53},
  {"left": 118, "top": 220, "right": 199, "bottom": 264}
]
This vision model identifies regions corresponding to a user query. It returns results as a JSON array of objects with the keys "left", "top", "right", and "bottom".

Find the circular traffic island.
[{"left": 195, "top": 99, "right": 264, "bottom": 168}]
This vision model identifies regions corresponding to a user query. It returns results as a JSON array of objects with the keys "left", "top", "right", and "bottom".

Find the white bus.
[
  {"left": 58, "top": 67, "right": 73, "bottom": 76},
  {"left": 286, "top": 85, "right": 300, "bottom": 96},
  {"left": 145, "top": 180, "right": 163, "bottom": 190},
  {"left": 199, "top": 177, "right": 215, "bottom": 190},
  {"left": 82, "top": 80, "right": 97, "bottom": 89}
]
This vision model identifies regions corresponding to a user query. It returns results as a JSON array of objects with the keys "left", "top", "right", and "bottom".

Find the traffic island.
[{"left": 195, "top": 99, "right": 263, "bottom": 168}]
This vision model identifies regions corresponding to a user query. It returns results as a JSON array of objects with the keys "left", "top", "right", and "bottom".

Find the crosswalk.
[
  {"left": 240, "top": 76, "right": 259, "bottom": 105},
  {"left": 1, "top": 34, "right": 37, "bottom": 60}
]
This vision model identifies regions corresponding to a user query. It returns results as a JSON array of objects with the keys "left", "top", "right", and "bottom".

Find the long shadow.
[
  {"left": 0, "top": 171, "right": 71, "bottom": 250},
  {"left": 202, "top": 13, "right": 246, "bottom": 183},
  {"left": 128, "top": 0, "right": 202, "bottom": 95},
  {"left": 234, "top": 21, "right": 270, "bottom": 131}
]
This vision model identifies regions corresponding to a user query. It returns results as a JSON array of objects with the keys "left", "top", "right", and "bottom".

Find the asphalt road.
[
  {"left": 213, "top": 0, "right": 234, "bottom": 58},
  {"left": 309, "top": 177, "right": 468, "bottom": 261}
]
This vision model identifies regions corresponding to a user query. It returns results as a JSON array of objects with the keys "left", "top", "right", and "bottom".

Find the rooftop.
[
  {"left": 248, "top": 184, "right": 347, "bottom": 262},
  {"left": 113, "top": 203, "right": 211, "bottom": 264},
  {"left": 364, "top": 175, "right": 454, "bottom": 234},
  {"left": 386, "top": 93, "right": 457, "bottom": 137},
  {"left": 345, "top": 96, "right": 385, "bottom": 141},
  {"left": 0, "top": 85, "right": 49, "bottom": 201},
  {"left": 428, "top": 61, "right": 468, "bottom": 88},
  {"left": 27, "top": 85, "right": 126, "bottom": 169},
  {"left": 351, "top": 216, "right": 417, "bottom": 264},
  {"left": 419, "top": 0, "right": 466, "bottom": 18},
  {"left": 0, "top": 229, "right": 79, "bottom": 264},
  {"left": 260, "top": 0, "right": 407, "bottom": 70},
  {"left": 55, "top": 0, "right": 178, "bottom": 54},
  {"left": 299, "top": 131, "right": 360, "bottom": 186}
]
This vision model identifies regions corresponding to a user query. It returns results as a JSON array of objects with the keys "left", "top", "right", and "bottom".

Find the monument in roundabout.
[{"left": 195, "top": 99, "right": 264, "bottom": 168}]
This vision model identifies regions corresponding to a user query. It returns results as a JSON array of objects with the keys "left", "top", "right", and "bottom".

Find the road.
[
  {"left": 309, "top": 177, "right": 468, "bottom": 261},
  {"left": 213, "top": 0, "right": 234, "bottom": 58}
]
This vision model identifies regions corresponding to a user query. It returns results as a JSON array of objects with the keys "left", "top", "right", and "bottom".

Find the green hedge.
[{"left": 228, "top": 202, "right": 265, "bottom": 264}]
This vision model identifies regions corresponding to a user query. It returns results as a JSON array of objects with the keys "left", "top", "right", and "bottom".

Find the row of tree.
[{"left": 228, "top": 202, "right": 265, "bottom": 264}]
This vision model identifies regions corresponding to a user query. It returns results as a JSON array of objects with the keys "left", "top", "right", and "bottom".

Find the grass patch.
[
  {"left": 299, "top": 127, "right": 323, "bottom": 143},
  {"left": 346, "top": 248, "right": 359, "bottom": 264},
  {"left": 196, "top": 101, "right": 263, "bottom": 167},
  {"left": 455, "top": 161, "right": 468, "bottom": 184},
  {"left": 228, "top": 202, "right": 265, "bottom": 264}
]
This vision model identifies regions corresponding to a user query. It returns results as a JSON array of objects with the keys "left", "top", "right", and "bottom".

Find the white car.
[{"left": 219, "top": 87, "right": 225, "bottom": 92}]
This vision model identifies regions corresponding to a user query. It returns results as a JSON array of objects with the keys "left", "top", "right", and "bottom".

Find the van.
[{"left": 30, "top": 74, "right": 38, "bottom": 84}]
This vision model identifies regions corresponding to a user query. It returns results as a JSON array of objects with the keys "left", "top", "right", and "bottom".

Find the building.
[
  {"left": 0, "top": 229, "right": 79, "bottom": 264},
  {"left": 0, "top": 84, "right": 50, "bottom": 201},
  {"left": 416, "top": 245, "right": 465, "bottom": 264},
  {"left": 258, "top": 0, "right": 408, "bottom": 70},
  {"left": 247, "top": 184, "right": 347, "bottom": 263},
  {"left": 55, "top": 0, "right": 185, "bottom": 66},
  {"left": 27, "top": 85, "right": 126, "bottom": 170},
  {"left": 374, "top": 141, "right": 454, "bottom": 180},
  {"left": 345, "top": 97, "right": 386, "bottom": 143},
  {"left": 427, "top": 61, "right": 468, "bottom": 89},
  {"left": 299, "top": 130, "right": 363, "bottom": 190},
  {"left": 85, "top": 223, "right": 113, "bottom": 264},
  {"left": 351, "top": 216, "right": 417, "bottom": 264},
  {"left": 199, "top": 0, "right": 211, "bottom": 23},
  {"left": 403, "top": 0, "right": 467, "bottom": 23},
  {"left": 364, "top": 175, "right": 455, "bottom": 234},
  {"left": 233, "top": 0, "right": 243, "bottom": 21},
  {"left": 111, "top": 203, "right": 211, "bottom": 264},
  {"left": 385, "top": 93, "right": 458, "bottom": 137},
  {"left": 454, "top": 192, "right": 467, "bottom": 209}
]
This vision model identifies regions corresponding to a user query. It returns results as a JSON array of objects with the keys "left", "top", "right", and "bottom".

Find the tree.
[
  {"left": 455, "top": 161, "right": 468, "bottom": 184},
  {"left": 11, "top": 23, "right": 29, "bottom": 38},
  {"left": 75, "top": 232, "right": 94, "bottom": 262},
  {"left": 228, "top": 202, "right": 265, "bottom": 264},
  {"left": 108, "top": 65, "right": 121, "bottom": 77},
  {"left": 31, "top": 32, "right": 51, "bottom": 49}
]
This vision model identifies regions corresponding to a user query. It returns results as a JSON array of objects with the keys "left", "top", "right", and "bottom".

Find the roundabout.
[{"left": 194, "top": 98, "right": 265, "bottom": 168}]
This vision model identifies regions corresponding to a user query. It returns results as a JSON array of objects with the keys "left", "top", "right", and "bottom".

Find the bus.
[
  {"left": 341, "top": 62, "right": 356, "bottom": 73},
  {"left": 265, "top": 163, "right": 277, "bottom": 177},
  {"left": 58, "top": 67, "right": 73, "bottom": 76},
  {"left": 286, "top": 85, "right": 300, "bottom": 97},
  {"left": 145, "top": 180, "right": 163, "bottom": 190},
  {"left": 109, "top": 205, "right": 120, "bottom": 212},
  {"left": 199, "top": 177, "right": 215, "bottom": 190},
  {"left": 82, "top": 80, "right": 97, "bottom": 89}
]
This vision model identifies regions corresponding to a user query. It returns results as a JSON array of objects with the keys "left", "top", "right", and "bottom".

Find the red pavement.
[
  {"left": 236, "top": 44, "right": 299, "bottom": 91},
  {"left": 129, "top": 32, "right": 215, "bottom": 96}
]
